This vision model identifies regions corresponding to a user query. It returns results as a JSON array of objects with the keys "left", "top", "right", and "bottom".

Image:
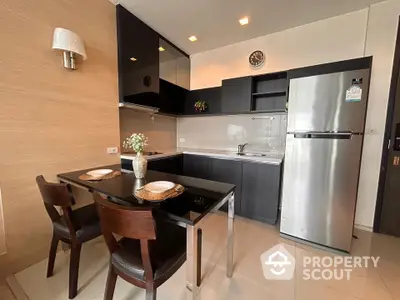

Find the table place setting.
[
  {"left": 134, "top": 181, "right": 185, "bottom": 202},
  {"left": 78, "top": 168, "right": 122, "bottom": 181}
]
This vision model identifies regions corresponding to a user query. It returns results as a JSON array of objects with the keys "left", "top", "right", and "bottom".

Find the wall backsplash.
[
  {"left": 120, "top": 109, "right": 177, "bottom": 153},
  {"left": 177, "top": 113, "right": 287, "bottom": 153}
]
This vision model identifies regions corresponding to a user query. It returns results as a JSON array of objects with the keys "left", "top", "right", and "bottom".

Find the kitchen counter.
[{"left": 120, "top": 148, "right": 284, "bottom": 165}]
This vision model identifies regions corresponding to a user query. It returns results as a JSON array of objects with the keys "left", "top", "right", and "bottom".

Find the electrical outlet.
[
  {"left": 179, "top": 138, "right": 185, "bottom": 143},
  {"left": 107, "top": 147, "right": 118, "bottom": 154}
]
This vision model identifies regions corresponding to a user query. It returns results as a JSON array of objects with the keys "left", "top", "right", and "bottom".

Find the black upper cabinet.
[
  {"left": 184, "top": 87, "right": 221, "bottom": 115},
  {"left": 159, "top": 38, "right": 190, "bottom": 90},
  {"left": 117, "top": 5, "right": 190, "bottom": 114},
  {"left": 159, "top": 79, "right": 186, "bottom": 114},
  {"left": 221, "top": 77, "right": 252, "bottom": 114},
  {"left": 158, "top": 37, "right": 190, "bottom": 115},
  {"left": 251, "top": 72, "right": 288, "bottom": 112},
  {"left": 183, "top": 76, "right": 252, "bottom": 116},
  {"left": 116, "top": 5, "right": 160, "bottom": 108}
]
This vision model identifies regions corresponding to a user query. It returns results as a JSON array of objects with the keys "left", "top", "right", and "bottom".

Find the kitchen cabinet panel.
[
  {"left": 177, "top": 56, "right": 190, "bottom": 90},
  {"left": 185, "top": 87, "right": 221, "bottom": 115},
  {"left": 241, "top": 162, "right": 281, "bottom": 224},
  {"left": 116, "top": 5, "right": 160, "bottom": 107},
  {"left": 121, "top": 156, "right": 183, "bottom": 175},
  {"left": 221, "top": 77, "right": 252, "bottom": 114},
  {"left": 159, "top": 38, "right": 190, "bottom": 90},
  {"left": 209, "top": 158, "right": 242, "bottom": 214},
  {"left": 117, "top": 6, "right": 190, "bottom": 115},
  {"left": 159, "top": 79, "right": 186, "bottom": 114},
  {"left": 158, "top": 38, "right": 190, "bottom": 115},
  {"left": 148, "top": 155, "right": 183, "bottom": 175},
  {"left": 183, "top": 154, "right": 211, "bottom": 179},
  {"left": 121, "top": 158, "right": 133, "bottom": 171}
]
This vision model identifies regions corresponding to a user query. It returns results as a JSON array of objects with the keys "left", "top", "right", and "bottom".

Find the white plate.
[
  {"left": 86, "top": 169, "right": 113, "bottom": 177},
  {"left": 145, "top": 181, "right": 175, "bottom": 194}
]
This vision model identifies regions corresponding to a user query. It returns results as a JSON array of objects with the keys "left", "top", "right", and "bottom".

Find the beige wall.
[
  {"left": 190, "top": 0, "right": 400, "bottom": 229},
  {"left": 120, "top": 109, "right": 177, "bottom": 153},
  {"left": 190, "top": 9, "right": 368, "bottom": 89},
  {"left": 0, "top": 187, "right": 6, "bottom": 256},
  {"left": 0, "top": 0, "right": 119, "bottom": 273}
]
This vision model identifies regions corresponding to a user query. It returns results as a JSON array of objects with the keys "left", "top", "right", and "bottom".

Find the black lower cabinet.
[
  {"left": 148, "top": 155, "right": 183, "bottom": 175},
  {"left": 183, "top": 154, "right": 211, "bottom": 179},
  {"left": 123, "top": 155, "right": 281, "bottom": 224},
  {"left": 240, "top": 162, "right": 281, "bottom": 224},
  {"left": 121, "top": 158, "right": 133, "bottom": 171},
  {"left": 209, "top": 158, "right": 242, "bottom": 214},
  {"left": 121, "top": 156, "right": 183, "bottom": 174}
]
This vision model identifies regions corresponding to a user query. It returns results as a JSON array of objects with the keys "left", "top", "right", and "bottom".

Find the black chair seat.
[
  {"left": 53, "top": 204, "right": 101, "bottom": 243},
  {"left": 111, "top": 224, "right": 186, "bottom": 282}
]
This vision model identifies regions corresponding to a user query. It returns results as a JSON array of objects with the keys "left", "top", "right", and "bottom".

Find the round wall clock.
[{"left": 249, "top": 50, "right": 265, "bottom": 68}]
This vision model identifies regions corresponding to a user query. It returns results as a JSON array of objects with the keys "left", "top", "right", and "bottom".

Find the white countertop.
[{"left": 121, "top": 148, "right": 284, "bottom": 165}]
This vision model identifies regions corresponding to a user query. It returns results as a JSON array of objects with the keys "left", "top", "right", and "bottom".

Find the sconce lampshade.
[{"left": 52, "top": 28, "right": 87, "bottom": 60}]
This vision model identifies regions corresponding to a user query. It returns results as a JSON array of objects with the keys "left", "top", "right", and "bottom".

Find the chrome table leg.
[
  {"left": 186, "top": 224, "right": 199, "bottom": 299},
  {"left": 227, "top": 193, "right": 235, "bottom": 278}
]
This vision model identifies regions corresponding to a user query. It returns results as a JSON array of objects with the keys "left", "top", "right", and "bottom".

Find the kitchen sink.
[{"left": 237, "top": 153, "right": 267, "bottom": 157}]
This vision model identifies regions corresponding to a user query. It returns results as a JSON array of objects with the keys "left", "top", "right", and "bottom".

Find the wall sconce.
[{"left": 52, "top": 28, "right": 87, "bottom": 70}]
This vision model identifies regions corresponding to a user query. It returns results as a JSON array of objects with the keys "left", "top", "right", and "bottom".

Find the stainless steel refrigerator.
[{"left": 280, "top": 68, "right": 370, "bottom": 252}]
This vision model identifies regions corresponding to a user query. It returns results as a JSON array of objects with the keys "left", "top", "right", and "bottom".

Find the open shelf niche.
[{"left": 251, "top": 71, "right": 288, "bottom": 112}]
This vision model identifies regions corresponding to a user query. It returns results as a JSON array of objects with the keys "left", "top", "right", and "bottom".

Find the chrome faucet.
[{"left": 237, "top": 143, "right": 248, "bottom": 154}]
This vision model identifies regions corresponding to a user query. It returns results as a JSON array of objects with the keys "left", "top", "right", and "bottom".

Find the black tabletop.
[{"left": 57, "top": 164, "right": 235, "bottom": 226}]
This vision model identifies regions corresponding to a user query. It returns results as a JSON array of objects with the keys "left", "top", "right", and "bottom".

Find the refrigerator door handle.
[{"left": 293, "top": 131, "right": 353, "bottom": 139}]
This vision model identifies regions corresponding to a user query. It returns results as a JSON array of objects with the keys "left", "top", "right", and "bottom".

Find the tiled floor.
[{"left": 11, "top": 213, "right": 400, "bottom": 300}]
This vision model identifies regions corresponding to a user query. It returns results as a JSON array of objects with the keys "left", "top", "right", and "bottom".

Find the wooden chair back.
[
  {"left": 93, "top": 192, "right": 156, "bottom": 242},
  {"left": 94, "top": 192, "right": 156, "bottom": 281},
  {"left": 36, "top": 175, "right": 77, "bottom": 239}
]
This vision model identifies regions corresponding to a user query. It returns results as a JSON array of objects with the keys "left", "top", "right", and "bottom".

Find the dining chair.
[
  {"left": 36, "top": 175, "right": 102, "bottom": 299},
  {"left": 93, "top": 192, "right": 187, "bottom": 300}
]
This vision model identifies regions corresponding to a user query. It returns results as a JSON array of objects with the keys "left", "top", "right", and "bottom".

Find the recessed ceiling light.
[
  {"left": 130, "top": 57, "right": 137, "bottom": 61},
  {"left": 188, "top": 36, "right": 197, "bottom": 42},
  {"left": 239, "top": 17, "right": 249, "bottom": 26},
  {"left": 159, "top": 47, "right": 165, "bottom": 52}
]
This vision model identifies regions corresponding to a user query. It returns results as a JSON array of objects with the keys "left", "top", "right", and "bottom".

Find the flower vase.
[{"left": 132, "top": 152, "right": 147, "bottom": 179}]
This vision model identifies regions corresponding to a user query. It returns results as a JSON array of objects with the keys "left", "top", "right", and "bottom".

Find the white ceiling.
[{"left": 116, "top": 0, "right": 385, "bottom": 55}]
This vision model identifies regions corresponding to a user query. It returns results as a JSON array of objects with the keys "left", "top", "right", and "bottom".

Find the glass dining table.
[{"left": 58, "top": 164, "right": 235, "bottom": 299}]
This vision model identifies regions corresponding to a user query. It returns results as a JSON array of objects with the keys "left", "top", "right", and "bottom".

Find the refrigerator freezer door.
[
  {"left": 287, "top": 69, "right": 370, "bottom": 133},
  {"left": 280, "top": 134, "right": 363, "bottom": 252}
]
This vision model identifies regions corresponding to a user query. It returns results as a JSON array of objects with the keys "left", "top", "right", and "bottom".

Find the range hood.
[{"left": 118, "top": 102, "right": 159, "bottom": 113}]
